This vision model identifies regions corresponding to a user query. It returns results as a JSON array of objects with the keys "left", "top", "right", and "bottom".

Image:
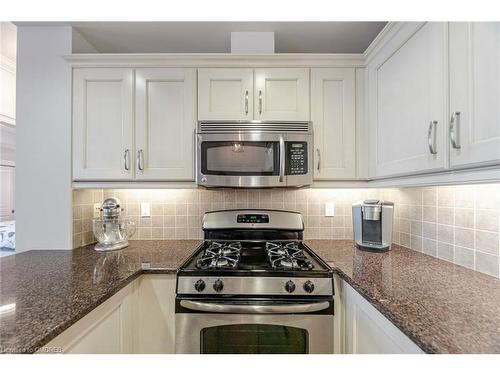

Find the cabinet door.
[
  {"left": 73, "top": 68, "right": 134, "bottom": 180},
  {"left": 449, "top": 22, "right": 500, "bottom": 168},
  {"left": 136, "top": 275, "right": 176, "bottom": 353},
  {"left": 311, "top": 68, "right": 356, "bottom": 179},
  {"left": 42, "top": 281, "right": 136, "bottom": 354},
  {"left": 369, "top": 22, "right": 447, "bottom": 178},
  {"left": 198, "top": 68, "right": 253, "bottom": 121},
  {"left": 135, "top": 68, "right": 196, "bottom": 180},
  {"left": 254, "top": 68, "right": 310, "bottom": 121},
  {"left": 342, "top": 280, "right": 423, "bottom": 354}
]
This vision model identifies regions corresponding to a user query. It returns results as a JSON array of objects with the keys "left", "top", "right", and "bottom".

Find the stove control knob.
[
  {"left": 303, "top": 280, "right": 315, "bottom": 294},
  {"left": 213, "top": 279, "right": 224, "bottom": 293},
  {"left": 194, "top": 279, "right": 206, "bottom": 292},
  {"left": 284, "top": 280, "right": 296, "bottom": 293}
]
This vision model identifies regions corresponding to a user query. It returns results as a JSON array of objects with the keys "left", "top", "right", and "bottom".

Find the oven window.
[
  {"left": 200, "top": 324, "right": 308, "bottom": 354},
  {"left": 201, "top": 141, "right": 279, "bottom": 176}
]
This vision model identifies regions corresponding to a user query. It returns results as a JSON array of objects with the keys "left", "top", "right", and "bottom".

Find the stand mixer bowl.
[
  {"left": 92, "top": 218, "right": 136, "bottom": 251},
  {"left": 92, "top": 198, "right": 136, "bottom": 251}
]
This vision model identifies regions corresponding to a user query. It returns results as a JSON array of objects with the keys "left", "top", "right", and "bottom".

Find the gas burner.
[
  {"left": 196, "top": 242, "right": 242, "bottom": 270},
  {"left": 266, "top": 242, "right": 314, "bottom": 270}
]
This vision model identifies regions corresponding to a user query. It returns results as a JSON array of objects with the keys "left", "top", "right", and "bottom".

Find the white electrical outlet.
[
  {"left": 93, "top": 203, "right": 101, "bottom": 218},
  {"left": 140, "top": 202, "right": 151, "bottom": 217},
  {"left": 325, "top": 202, "right": 335, "bottom": 217}
]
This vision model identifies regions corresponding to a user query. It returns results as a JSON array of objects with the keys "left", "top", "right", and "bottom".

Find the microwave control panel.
[{"left": 285, "top": 142, "right": 308, "bottom": 175}]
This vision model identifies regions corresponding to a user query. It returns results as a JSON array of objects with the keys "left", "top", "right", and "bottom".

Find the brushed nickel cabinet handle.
[
  {"left": 258, "top": 90, "right": 263, "bottom": 115},
  {"left": 450, "top": 111, "right": 461, "bottom": 149},
  {"left": 245, "top": 90, "right": 249, "bottom": 115},
  {"left": 124, "top": 149, "right": 130, "bottom": 171},
  {"left": 279, "top": 135, "right": 285, "bottom": 183},
  {"left": 428, "top": 121, "right": 438, "bottom": 155},
  {"left": 316, "top": 148, "right": 321, "bottom": 171},
  {"left": 137, "top": 149, "right": 144, "bottom": 171}
]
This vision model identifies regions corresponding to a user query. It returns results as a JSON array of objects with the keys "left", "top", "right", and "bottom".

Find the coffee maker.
[{"left": 352, "top": 199, "right": 394, "bottom": 251}]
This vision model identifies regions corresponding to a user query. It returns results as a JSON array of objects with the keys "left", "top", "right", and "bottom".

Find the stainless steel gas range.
[{"left": 175, "top": 209, "right": 334, "bottom": 354}]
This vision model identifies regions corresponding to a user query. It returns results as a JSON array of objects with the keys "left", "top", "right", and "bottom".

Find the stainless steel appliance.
[
  {"left": 175, "top": 210, "right": 334, "bottom": 354},
  {"left": 196, "top": 121, "right": 313, "bottom": 188},
  {"left": 352, "top": 199, "right": 394, "bottom": 252}
]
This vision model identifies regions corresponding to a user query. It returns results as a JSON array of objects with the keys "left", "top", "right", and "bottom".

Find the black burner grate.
[
  {"left": 196, "top": 242, "right": 242, "bottom": 270},
  {"left": 265, "top": 242, "right": 314, "bottom": 270}
]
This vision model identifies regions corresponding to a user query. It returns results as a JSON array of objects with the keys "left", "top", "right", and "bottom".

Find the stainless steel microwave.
[{"left": 196, "top": 121, "right": 313, "bottom": 188}]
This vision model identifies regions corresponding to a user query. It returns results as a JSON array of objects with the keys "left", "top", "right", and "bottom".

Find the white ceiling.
[{"left": 69, "top": 22, "right": 387, "bottom": 54}]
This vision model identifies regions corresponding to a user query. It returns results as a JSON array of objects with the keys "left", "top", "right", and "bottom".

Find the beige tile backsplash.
[
  {"left": 73, "top": 183, "right": 500, "bottom": 278},
  {"left": 382, "top": 184, "right": 500, "bottom": 278},
  {"left": 72, "top": 188, "right": 379, "bottom": 247}
]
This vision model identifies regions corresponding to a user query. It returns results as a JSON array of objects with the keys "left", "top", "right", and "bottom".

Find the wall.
[
  {"left": 72, "top": 188, "right": 380, "bottom": 247},
  {"left": 74, "top": 183, "right": 500, "bottom": 279},
  {"left": 16, "top": 26, "right": 73, "bottom": 251},
  {"left": 382, "top": 183, "right": 500, "bottom": 278}
]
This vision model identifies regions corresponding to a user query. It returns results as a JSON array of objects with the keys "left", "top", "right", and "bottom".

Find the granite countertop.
[
  {"left": 1, "top": 239, "right": 499, "bottom": 354},
  {"left": 306, "top": 240, "right": 500, "bottom": 354},
  {"left": 0, "top": 240, "right": 201, "bottom": 353}
]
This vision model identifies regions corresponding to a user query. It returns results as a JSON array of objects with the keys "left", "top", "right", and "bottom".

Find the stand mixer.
[{"left": 92, "top": 197, "right": 136, "bottom": 251}]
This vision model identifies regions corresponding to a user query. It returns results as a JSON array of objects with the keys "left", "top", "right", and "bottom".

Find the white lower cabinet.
[
  {"left": 136, "top": 274, "right": 177, "bottom": 353},
  {"left": 335, "top": 276, "right": 423, "bottom": 354},
  {"left": 42, "top": 274, "right": 176, "bottom": 354},
  {"left": 42, "top": 280, "right": 138, "bottom": 354}
]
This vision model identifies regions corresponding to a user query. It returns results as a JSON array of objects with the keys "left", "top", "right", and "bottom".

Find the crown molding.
[
  {"left": 363, "top": 22, "right": 413, "bottom": 64},
  {"left": 64, "top": 53, "right": 366, "bottom": 68}
]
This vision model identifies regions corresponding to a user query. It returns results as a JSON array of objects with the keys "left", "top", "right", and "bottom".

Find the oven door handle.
[{"left": 180, "top": 300, "right": 330, "bottom": 314}]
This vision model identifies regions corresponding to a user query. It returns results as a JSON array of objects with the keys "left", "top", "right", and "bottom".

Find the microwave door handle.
[
  {"left": 180, "top": 300, "right": 330, "bottom": 314},
  {"left": 279, "top": 136, "right": 285, "bottom": 183}
]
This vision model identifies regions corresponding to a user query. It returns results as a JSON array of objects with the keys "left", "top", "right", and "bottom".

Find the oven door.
[{"left": 175, "top": 298, "right": 334, "bottom": 354}]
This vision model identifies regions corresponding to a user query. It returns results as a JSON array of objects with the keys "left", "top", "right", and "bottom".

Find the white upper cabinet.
[
  {"left": 73, "top": 68, "right": 134, "bottom": 180},
  {"left": 198, "top": 68, "right": 253, "bottom": 121},
  {"left": 198, "top": 68, "right": 309, "bottom": 122},
  {"left": 311, "top": 68, "right": 356, "bottom": 179},
  {"left": 449, "top": 22, "right": 500, "bottom": 168},
  {"left": 135, "top": 68, "right": 196, "bottom": 180},
  {"left": 254, "top": 68, "right": 310, "bottom": 121},
  {"left": 368, "top": 23, "right": 448, "bottom": 178}
]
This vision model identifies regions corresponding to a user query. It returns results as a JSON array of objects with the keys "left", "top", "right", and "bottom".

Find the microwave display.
[{"left": 285, "top": 142, "right": 308, "bottom": 175}]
